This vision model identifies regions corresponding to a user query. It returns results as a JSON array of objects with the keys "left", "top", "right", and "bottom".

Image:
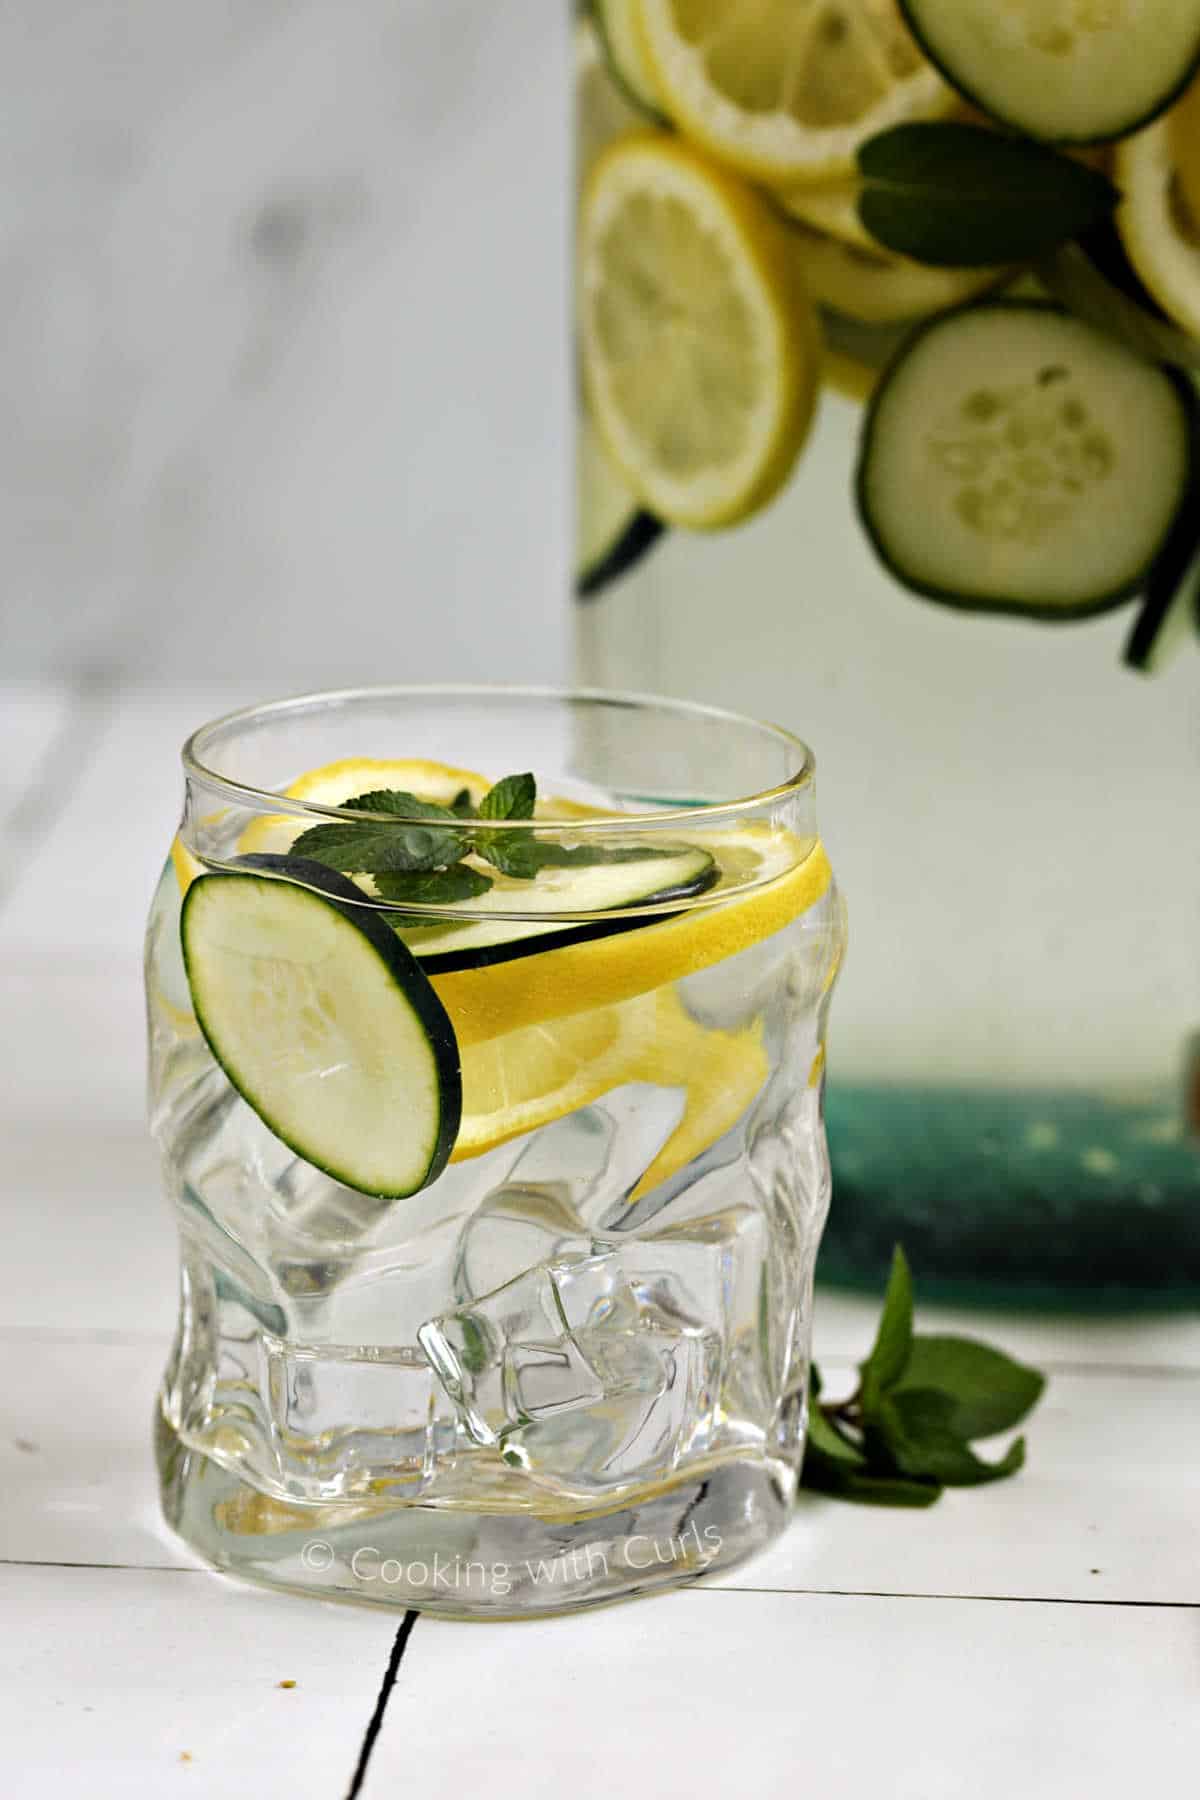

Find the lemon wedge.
[
  {"left": 638, "top": 0, "right": 951, "bottom": 184},
  {"left": 579, "top": 132, "right": 821, "bottom": 527},
  {"left": 453, "top": 983, "right": 770, "bottom": 1203},
  {"left": 1116, "top": 76, "right": 1200, "bottom": 340}
]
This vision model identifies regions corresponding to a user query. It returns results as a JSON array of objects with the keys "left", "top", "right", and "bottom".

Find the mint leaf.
[
  {"left": 859, "top": 1243, "right": 913, "bottom": 1409},
  {"left": 449, "top": 788, "right": 478, "bottom": 817},
  {"left": 802, "top": 1242, "right": 1044, "bottom": 1508},
  {"left": 857, "top": 123, "right": 1118, "bottom": 267},
  {"left": 290, "top": 819, "right": 466, "bottom": 872},
  {"left": 806, "top": 1394, "right": 867, "bottom": 1470},
  {"left": 483, "top": 838, "right": 663, "bottom": 879},
  {"left": 291, "top": 790, "right": 468, "bottom": 874},
  {"left": 879, "top": 1391, "right": 1026, "bottom": 1487},
  {"left": 895, "top": 1335, "right": 1045, "bottom": 1439},
  {"left": 332, "top": 790, "right": 462, "bottom": 823},
  {"left": 479, "top": 773, "right": 536, "bottom": 820},
  {"left": 374, "top": 863, "right": 493, "bottom": 915},
  {"left": 802, "top": 1447, "right": 942, "bottom": 1507}
]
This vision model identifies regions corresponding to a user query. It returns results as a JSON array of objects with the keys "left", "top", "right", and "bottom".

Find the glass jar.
[
  {"left": 573, "top": 4, "right": 1200, "bottom": 1303},
  {"left": 147, "top": 685, "right": 844, "bottom": 1614}
]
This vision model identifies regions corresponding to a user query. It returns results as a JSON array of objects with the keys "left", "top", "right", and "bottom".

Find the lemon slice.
[
  {"left": 579, "top": 132, "right": 822, "bottom": 527},
  {"left": 1116, "top": 77, "right": 1200, "bottom": 340},
  {"left": 783, "top": 217, "right": 998, "bottom": 323},
  {"left": 453, "top": 990, "right": 658, "bottom": 1161},
  {"left": 638, "top": 0, "right": 951, "bottom": 184},
  {"left": 592, "top": 0, "right": 666, "bottom": 118},
  {"left": 432, "top": 831, "right": 833, "bottom": 1047},
  {"left": 627, "top": 989, "right": 769, "bottom": 1199},
  {"left": 170, "top": 834, "right": 207, "bottom": 896},
  {"left": 453, "top": 983, "right": 769, "bottom": 1203},
  {"left": 774, "top": 178, "right": 880, "bottom": 250}
]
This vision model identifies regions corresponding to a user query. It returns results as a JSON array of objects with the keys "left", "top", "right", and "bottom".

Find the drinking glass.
[{"left": 146, "top": 685, "right": 844, "bottom": 1614}]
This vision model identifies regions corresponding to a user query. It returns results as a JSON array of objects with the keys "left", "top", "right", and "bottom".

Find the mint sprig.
[
  {"left": 291, "top": 791, "right": 468, "bottom": 872},
  {"left": 802, "top": 1246, "right": 1045, "bottom": 1506},
  {"left": 288, "top": 771, "right": 652, "bottom": 908}
]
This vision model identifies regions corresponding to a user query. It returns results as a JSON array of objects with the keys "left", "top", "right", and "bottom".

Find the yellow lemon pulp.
[
  {"left": 455, "top": 983, "right": 771, "bottom": 1205},
  {"left": 784, "top": 217, "right": 1000, "bottom": 324},
  {"left": 638, "top": 0, "right": 950, "bottom": 184},
  {"left": 579, "top": 132, "right": 822, "bottom": 528}
]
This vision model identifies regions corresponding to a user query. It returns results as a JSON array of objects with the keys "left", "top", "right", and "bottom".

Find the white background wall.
[{"left": 0, "top": 2, "right": 570, "bottom": 687}]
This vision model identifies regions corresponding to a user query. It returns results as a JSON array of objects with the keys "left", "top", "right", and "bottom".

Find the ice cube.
[
  {"left": 453, "top": 1183, "right": 585, "bottom": 1304},
  {"left": 491, "top": 1084, "right": 686, "bottom": 1224},
  {"left": 418, "top": 1251, "right": 718, "bottom": 1495},
  {"left": 561, "top": 1200, "right": 775, "bottom": 1450},
  {"left": 505, "top": 1327, "right": 708, "bottom": 1487},
  {"left": 452, "top": 1085, "right": 688, "bottom": 1305},
  {"left": 260, "top": 1337, "right": 457, "bottom": 1502}
]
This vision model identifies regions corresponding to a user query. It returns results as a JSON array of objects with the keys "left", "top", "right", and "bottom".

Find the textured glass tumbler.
[{"left": 146, "top": 687, "right": 844, "bottom": 1615}]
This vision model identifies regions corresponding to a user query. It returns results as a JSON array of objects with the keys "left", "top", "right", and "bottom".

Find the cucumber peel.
[
  {"left": 403, "top": 843, "right": 718, "bottom": 972},
  {"left": 182, "top": 855, "right": 461, "bottom": 1199}
]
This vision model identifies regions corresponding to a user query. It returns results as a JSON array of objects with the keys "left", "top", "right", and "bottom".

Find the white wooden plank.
[
  {"left": 0, "top": 1564, "right": 399, "bottom": 1799},
  {"left": 4, "top": 1331, "right": 1195, "bottom": 1610},
  {"left": 365, "top": 1588, "right": 1199, "bottom": 1800},
  {"left": 1, "top": 1335, "right": 187, "bottom": 1570},
  {"left": 714, "top": 1365, "right": 1200, "bottom": 1605}
]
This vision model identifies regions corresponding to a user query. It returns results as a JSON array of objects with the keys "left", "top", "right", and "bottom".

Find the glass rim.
[{"left": 181, "top": 682, "right": 816, "bottom": 829}]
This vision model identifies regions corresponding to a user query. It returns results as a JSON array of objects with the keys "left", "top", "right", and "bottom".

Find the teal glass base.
[{"left": 820, "top": 1085, "right": 1200, "bottom": 1310}]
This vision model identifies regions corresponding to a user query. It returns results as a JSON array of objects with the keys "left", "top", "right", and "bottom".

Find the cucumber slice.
[
  {"left": 576, "top": 413, "right": 664, "bottom": 599},
  {"left": 900, "top": 0, "right": 1200, "bottom": 144},
  {"left": 401, "top": 844, "right": 718, "bottom": 973},
  {"left": 181, "top": 855, "right": 461, "bottom": 1198},
  {"left": 856, "top": 301, "right": 1197, "bottom": 618}
]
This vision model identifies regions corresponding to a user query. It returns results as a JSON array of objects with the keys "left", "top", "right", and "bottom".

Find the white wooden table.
[{"left": 3, "top": 680, "right": 1197, "bottom": 1798}]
